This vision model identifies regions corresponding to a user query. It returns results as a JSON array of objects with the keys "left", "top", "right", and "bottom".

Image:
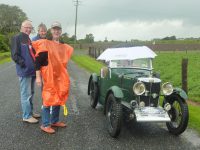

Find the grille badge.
[{"left": 152, "top": 93, "right": 158, "bottom": 99}]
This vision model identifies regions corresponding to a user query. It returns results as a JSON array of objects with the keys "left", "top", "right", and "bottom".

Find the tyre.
[
  {"left": 106, "top": 93, "right": 122, "bottom": 138},
  {"left": 89, "top": 81, "right": 98, "bottom": 108},
  {"left": 166, "top": 95, "right": 189, "bottom": 135}
]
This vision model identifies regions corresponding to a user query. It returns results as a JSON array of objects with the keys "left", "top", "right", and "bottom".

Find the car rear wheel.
[
  {"left": 166, "top": 95, "right": 189, "bottom": 135},
  {"left": 106, "top": 93, "right": 122, "bottom": 138},
  {"left": 89, "top": 81, "right": 98, "bottom": 108}
]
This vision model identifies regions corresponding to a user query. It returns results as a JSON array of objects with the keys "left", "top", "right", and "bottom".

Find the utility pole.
[{"left": 74, "top": 0, "right": 80, "bottom": 43}]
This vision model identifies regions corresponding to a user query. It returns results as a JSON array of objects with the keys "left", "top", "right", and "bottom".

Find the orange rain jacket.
[{"left": 32, "top": 39, "right": 73, "bottom": 106}]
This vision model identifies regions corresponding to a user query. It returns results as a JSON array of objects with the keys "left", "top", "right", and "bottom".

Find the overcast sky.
[{"left": 0, "top": 0, "right": 200, "bottom": 41}]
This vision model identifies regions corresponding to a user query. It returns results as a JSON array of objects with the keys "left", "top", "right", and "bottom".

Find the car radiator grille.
[{"left": 139, "top": 82, "right": 161, "bottom": 107}]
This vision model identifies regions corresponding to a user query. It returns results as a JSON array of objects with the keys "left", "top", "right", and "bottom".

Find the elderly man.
[
  {"left": 11, "top": 20, "right": 40, "bottom": 123},
  {"left": 32, "top": 23, "right": 47, "bottom": 41}
]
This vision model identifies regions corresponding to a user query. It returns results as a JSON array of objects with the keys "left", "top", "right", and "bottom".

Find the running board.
[{"left": 134, "top": 107, "right": 171, "bottom": 122}]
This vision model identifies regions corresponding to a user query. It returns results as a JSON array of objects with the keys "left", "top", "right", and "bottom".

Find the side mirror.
[{"left": 153, "top": 72, "right": 160, "bottom": 78}]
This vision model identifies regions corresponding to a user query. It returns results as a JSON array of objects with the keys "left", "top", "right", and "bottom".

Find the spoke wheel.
[
  {"left": 166, "top": 95, "right": 189, "bottom": 135},
  {"left": 106, "top": 93, "right": 122, "bottom": 138},
  {"left": 90, "top": 81, "right": 98, "bottom": 108}
]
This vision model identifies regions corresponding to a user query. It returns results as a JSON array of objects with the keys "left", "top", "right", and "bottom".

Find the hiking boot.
[
  {"left": 33, "top": 113, "right": 41, "bottom": 118},
  {"left": 40, "top": 126, "right": 55, "bottom": 134},
  {"left": 51, "top": 122, "right": 67, "bottom": 127},
  {"left": 23, "top": 117, "right": 39, "bottom": 124}
]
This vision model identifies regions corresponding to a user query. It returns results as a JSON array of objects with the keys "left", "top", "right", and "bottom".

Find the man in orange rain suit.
[{"left": 32, "top": 21, "right": 73, "bottom": 134}]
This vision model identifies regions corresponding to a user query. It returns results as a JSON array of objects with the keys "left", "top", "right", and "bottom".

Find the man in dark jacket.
[{"left": 11, "top": 20, "right": 40, "bottom": 123}]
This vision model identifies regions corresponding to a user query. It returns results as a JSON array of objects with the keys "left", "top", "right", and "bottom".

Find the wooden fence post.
[
  {"left": 182, "top": 58, "right": 188, "bottom": 94},
  {"left": 94, "top": 48, "right": 97, "bottom": 58},
  {"left": 98, "top": 48, "right": 101, "bottom": 58},
  {"left": 88, "top": 47, "right": 91, "bottom": 56}
]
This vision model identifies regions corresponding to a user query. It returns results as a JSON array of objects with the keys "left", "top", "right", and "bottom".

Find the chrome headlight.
[
  {"left": 162, "top": 82, "right": 173, "bottom": 95},
  {"left": 133, "top": 82, "right": 146, "bottom": 95}
]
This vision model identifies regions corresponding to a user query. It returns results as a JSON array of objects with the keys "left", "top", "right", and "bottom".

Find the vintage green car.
[{"left": 88, "top": 46, "right": 189, "bottom": 138}]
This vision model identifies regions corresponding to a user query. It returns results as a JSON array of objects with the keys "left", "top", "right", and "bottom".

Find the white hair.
[
  {"left": 20, "top": 20, "right": 32, "bottom": 31},
  {"left": 38, "top": 23, "right": 47, "bottom": 31}
]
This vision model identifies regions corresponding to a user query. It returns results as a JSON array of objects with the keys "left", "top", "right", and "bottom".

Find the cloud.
[
  {"left": 1, "top": 0, "right": 200, "bottom": 40},
  {"left": 66, "top": 19, "right": 200, "bottom": 41}
]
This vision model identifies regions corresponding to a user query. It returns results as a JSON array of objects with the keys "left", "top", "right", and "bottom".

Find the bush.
[{"left": 0, "top": 34, "right": 10, "bottom": 52}]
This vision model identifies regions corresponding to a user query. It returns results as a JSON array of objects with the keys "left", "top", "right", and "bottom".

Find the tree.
[
  {"left": 0, "top": 34, "right": 9, "bottom": 52},
  {"left": 0, "top": 4, "right": 28, "bottom": 49},
  {"left": 104, "top": 37, "right": 108, "bottom": 42},
  {"left": 46, "top": 29, "right": 52, "bottom": 40},
  {"left": 162, "top": 35, "right": 176, "bottom": 40},
  {"left": 0, "top": 4, "right": 28, "bottom": 34},
  {"left": 69, "top": 35, "right": 76, "bottom": 42},
  {"left": 61, "top": 32, "right": 69, "bottom": 43},
  {"left": 84, "top": 33, "right": 94, "bottom": 43}
]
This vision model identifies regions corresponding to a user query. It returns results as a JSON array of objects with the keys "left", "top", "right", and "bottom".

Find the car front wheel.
[
  {"left": 106, "top": 93, "right": 122, "bottom": 138},
  {"left": 166, "top": 95, "right": 189, "bottom": 135}
]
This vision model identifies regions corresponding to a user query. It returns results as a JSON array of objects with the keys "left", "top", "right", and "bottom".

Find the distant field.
[
  {"left": 153, "top": 51, "right": 200, "bottom": 102},
  {"left": 154, "top": 40, "right": 200, "bottom": 44}
]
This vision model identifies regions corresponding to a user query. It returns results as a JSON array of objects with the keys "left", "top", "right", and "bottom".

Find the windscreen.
[{"left": 109, "top": 58, "right": 152, "bottom": 69}]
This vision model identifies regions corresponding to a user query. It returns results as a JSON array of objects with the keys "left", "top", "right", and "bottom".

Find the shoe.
[
  {"left": 51, "top": 122, "right": 67, "bottom": 127},
  {"left": 23, "top": 117, "right": 39, "bottom": 124},
  {"left": 33, "top": 113, "right": 41, "bottom": 118},
  {"left": 40, "top": 126, "right": 55, "bottom": 134}
]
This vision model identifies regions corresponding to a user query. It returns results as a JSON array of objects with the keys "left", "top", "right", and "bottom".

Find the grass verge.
[
  {"left": 188, "top": 104, "right": 200, "bottom": 134},
  {"left": 0, "top": 52, "right": 11, "bottom": 64},
  {"left": 71, "top": 55, "right": 104, "bottom": 74}
]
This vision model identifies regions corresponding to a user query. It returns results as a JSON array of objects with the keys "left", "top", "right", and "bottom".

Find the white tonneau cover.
[{"left": 97, "top": 46, "right": 157, "bottom": 61}]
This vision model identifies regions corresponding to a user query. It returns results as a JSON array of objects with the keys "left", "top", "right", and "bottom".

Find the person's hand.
[{"left": 36, "top": 76, "right": 42, "bottom": 87}]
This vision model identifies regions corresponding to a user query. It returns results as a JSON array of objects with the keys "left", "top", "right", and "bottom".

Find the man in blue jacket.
[
  {"left": 11, "top": 20, "right": 40, "bottom": 123},
  {"left": 32, "top": 23, "right": 47, "bottom": 41}
]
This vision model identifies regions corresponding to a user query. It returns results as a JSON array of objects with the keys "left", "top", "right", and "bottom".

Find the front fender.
[
  {"left": 88, "top": 73, "right": 99, "bottom": 95},
  {"left": 103, "top": 86, "right": 124, "bottom": 114},
  {"left": 165, "top": 87, "right": 188, "bottom": 101},
  {"left": 106, "top": 86, "right": 124, "bottom": 99},
  {"left": 173, "top": 87, "right": 188, "bottom": 100}
]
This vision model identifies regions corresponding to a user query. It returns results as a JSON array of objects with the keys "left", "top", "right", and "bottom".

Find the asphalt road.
[{"left": 0, "top": 61, "right": 200, "bottom": 150}]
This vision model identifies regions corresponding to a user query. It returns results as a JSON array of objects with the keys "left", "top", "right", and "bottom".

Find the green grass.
[
  {"left": 0, "top": 52, "right": 11, "bottom": 64},
  {"left": 71, "top": 55, "right": 104, "bottom": 74},
  {"left": 153, "top": 51, "right": 200, "bottom": 102},
  {"left": 0, "top": 57, "right": 11, "bottom": 64},
  {"left": 71, "top": 53, "right": 200, "bottom": 134},
  {"left": 188, "top": 104, "right": 200, "bottom": 134},
  {"left": 0, "top": 51, "right": 10, "bottom": 57}
]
